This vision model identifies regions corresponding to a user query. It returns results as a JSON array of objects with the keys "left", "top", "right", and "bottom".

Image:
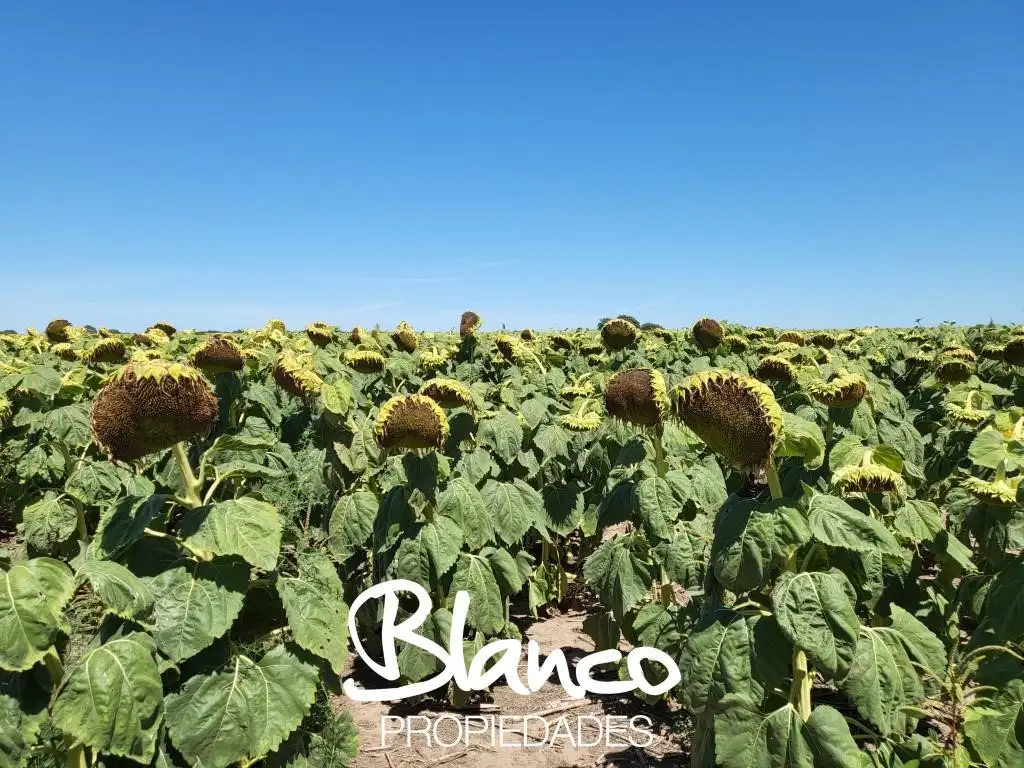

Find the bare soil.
[{"left": 335, "top": 610, "right": 691, "bottom": 768}]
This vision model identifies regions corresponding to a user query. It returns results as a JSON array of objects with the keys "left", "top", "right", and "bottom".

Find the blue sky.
[{"left": 2, "top": 2, "right": 1021, "bottom": 332}]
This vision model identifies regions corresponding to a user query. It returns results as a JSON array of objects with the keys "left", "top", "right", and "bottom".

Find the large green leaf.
[
  {"left": 164, "top": 645, "right": 317, "bottom": 768},
  {"left": 969, "top": 427, "right": 1024, "bottom": 472},
  {"left": 541, "top": 480, "right": 585, "bottom": 536},
  {"left": 841, "top": 626, "right": 923, "bottom": 736},
  {"left": 449, "top": 554, "right": 504, "bottom": 635},
  {"left": 534, "top": 424, "right": 571, "bottom": 462},
  {"left": 892, "top": 499, "right": 942, "bottom": 543},
  {"left": 65, "top": 460, "right": 122, "bottom": 506},
  {"left": 21, "top": 492, "right": 78, "bottom": 552},
  {"left": 777, "top": 411, "right": 826, "bottom": 470},
  {"left": 711, "top": 498, "right": 809, "bottom": 593},
  {"left": 985, "top": 558, "right": 1024, "bottom": 641},
  {"left": 397, "top": 608, "right": 452, "bottom": 683},
  {"left": 437, "top": 478, "right": 494, "bottom": 550},
  {"left": 0, "top": 558, "right": 74, "bottom": 671},
  {"left": 0, "top": 675, "right": 48, "bottom": 768},
  {"left": 276, "top": 552, "right": 350, "bottom": 674},
  {"left": 417, "top": 515, "right": 463, "bottom": 579},
  {"left": 77, "top": 557, "right": 153, "bottom": 619},
  {"left": 51, "top": 633, "right": 163, "bottom": 763},
  {"left": 965, "top": 678, "right": 1024, "bottom": 768},
  {"left": 772, "top": 571, "right": 860, "bottom": 680},
  {"left": 142, "top": 556, "right": 249, "bottom": 662},
  {"left": 478, "top": 409, "right": 523, "bottom": 465},
  {"left": 714, "top": 696, "right": 860, "bottom": 768},
  {"left": 582, "top": 535, "right": 652, "bottom": 622},
  {"left": 181, "top": 498, "right": 282, "bottom": 571},
  {"left": 807, "top": 494, "right": 901, "bottom": 554},
  {"left": 93, "top": 495, "right": 166, "bottom": 559},
  {"left": 636, "top": 475, "right": 679, "bottom": 541},
  {"left": 327, "top": 490, "right": 377, "bottom": 560},
  {"left": 481, "top": 479, "right": 542, "bottom": 545}
]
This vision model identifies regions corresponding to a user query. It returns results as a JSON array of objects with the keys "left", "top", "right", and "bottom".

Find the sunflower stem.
[
  {"left": 143, "top": 527, "right": 212, "bottom": 560},
  {"left": 766, "top": 460, "right": 783, "bottom": 500},
  {"left": 790, "top": 648, "right": 812, "bottom": 721},
  {"left": 651, "top": 429, "right": 668, "bottom": 478},
  {"left": 172, "top": 442, "right": 203, "bottom": 509}
]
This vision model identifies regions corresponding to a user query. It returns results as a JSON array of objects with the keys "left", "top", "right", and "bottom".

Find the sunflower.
[
  {"left": 604, "top": 368, "right": 670, "bottom": 429},
  {"left": 392, "top": 322, "right": 418, "bottom": 353},
  {"left": 191, "top": 337, "right": 244, "bottom": 375},
  {"left": 374, "top": 394, "right": 449, "bottom": 452},
  {"left": 305, "top": 322, "right": 335, "bottom": 347},
  {"left": 810, "top": 372, "right": 868, "bottom": 408},
  {"left": 459, "top": 311, "right": 482, "bottom": 338},
  {"left": 691, "top": 318, "right": 724, "bottom": 351},
  {"left": 273, "top": 354, "right": 324, "bottom": 399},
  {"left": 344, "top": 349, "right": 387, "bottom": 374},
  {"left": 600, "top": 318, "right": 640, "bottom": 351},
  {"left": 420, "top": 378, "right": 474, "bottom": 408}
]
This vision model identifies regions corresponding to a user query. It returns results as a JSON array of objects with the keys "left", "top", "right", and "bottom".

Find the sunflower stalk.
[{"left": 172, "top": 442, "right": 204, "bottom": 508}]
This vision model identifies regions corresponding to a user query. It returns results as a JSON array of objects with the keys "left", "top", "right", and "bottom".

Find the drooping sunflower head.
[
  {"left": 495, "top": 334, "right": 525, "bottom": 363},
  {"left": 374, "top": 394, "right": 449, "bottom": 452},
  {"left": 755, "top": 355, "right": 797, "bottom": 383},
  {"left": 604, "top": 367, "right": 670, "bottom": 429},
  {"left": 578, "top": 339, "right": 605, "bottom": 357},
  {"left": 600, "top": 318, "right": 640, "bottom": 351},
  {"left": 670, "top": 370, "right": 784, "bottom": 469},
  {"left": 809, "top": 332, "right": 837, "bottom": 349},
  {"left": 273, "top": 354, "right": 324, "bottom": 399},
  {"left": 349, "top": 326, "right": 365, "bottom": 345},
  {"left": 344, "top": 349, "right": 387, "bottom": 374},
  {"left": 142, "top": 327, "right": 170, "bottom": 346},
  {"left": 419, "top": 346, "right": 454, "bottom": 372},
  {"left": 778, "top": 331, "right": 805, "bottom": 346},
  {"left": 906, "top": 351, "right": 934, "bottom": 368},
  {"left": 45, "top": 319, "right": 73, "bottom": 343},
  {"left": 51, "top": 342, "right": 79, "bottom": 362},
  {"left": 945, "top": 401, "right": 990, "bottom": 428},
  {"left": 980, "top": 343, "right": 1004, "bottom": 361},
  {"left": 559, "top": 398, "right": 604, "bottom": 433},
  {"left": 90, "top": 360, "right": 219, "bottom": 462},
  {"left": 85, "top": 337, "right": 127, "bottom": 364},
  {"left": 723, "top": 334, "right": 749, "bottom": 352},
  {"left": 520, "top": 328, "right": 536, "bottom": 341},
  {"left": 392, "top": 322, "right": 418, "bottom": 353},
  {"left": 305, "top": 322, "right": 335, "bottom": 347},
  {"left": 191, "top": 337, "right": 244, "bottom": 375},
  {"left": 811, "top": 372, "right": 868, "bottom": 408},
  {"left": 963, "top": 475, "right": 1020, "bottom": 507},
  {"left": 1003, "top": 337, "right": 1024, "bottom": 368},
  {"left": 832, "top": 464, "right": 906, "bottom": 499},
  {"left": 459, "top": 311, "right": 482, "bottom": 338},
  {"left": 940, "top": 346, "right": 976, "bottom": 363},
  {"left": 691, "top": 317, "right": 724, "bottom": 350},
  {"left": 0, "top": 394, "right": 11, "bottom": 425},
  {"left": 420, "top": 377, "right": 474, "bottom": 409},
  {"left": 550, "top": 334, "right": 573, "bottom": 352},
  {"left": 149, "top": 322, "right": 177, "bottom": 338},
  {"left": 934, "top": 355, "right": 974, "bottom": 384},
  {"left": 561, "top": 380, "right": 596, "bottom": 399},
  {"left": 265, "top": 319, "right": 287, "bottom": 334}
]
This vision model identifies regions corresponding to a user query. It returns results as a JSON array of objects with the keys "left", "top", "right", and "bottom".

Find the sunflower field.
[{"left": 3, "top": 314, "right": 1024, "bottom": 768}]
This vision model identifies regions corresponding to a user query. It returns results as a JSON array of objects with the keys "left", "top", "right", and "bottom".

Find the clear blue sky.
[{"left": 2, "top": 2, "right": 1021, "bottom": 332}]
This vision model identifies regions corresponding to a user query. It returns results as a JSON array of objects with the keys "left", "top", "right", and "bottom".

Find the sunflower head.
[
  {"left": 670, "top": 370, "right": 784, "bottom": 469},
  {"left": 420, "top": 378, "right": 474, "bottom": 409},
  {"left": 601, "top": 318, "right": 640, "bottom": 351},
  {"left": 778, "top": 331, "right": 805, "bottom": 345},
  {"left": 691, "top": 318, "right": 724, "bottom": 350},
  {"left": 374, "top": 394, "right": 449, "bottom": 452},
  {"left": 520, "top": 329, "right": 536, "bottom": 342},
  {"left": 832, "top": 464, "right": 906, "bottom": 499},
  {"left": 755, "top": 356, "right": 796, "bottom": 383},
  {"left": 344, "top": 349, "right": 387, "bottom": 374},
  {"left": 265, "top": 319, "right": 287, "bottom": 334},
  {"left": 142, "top": 327, "right": 170, "bottom": 346},
  {"left": 945, "top": 401, "right": 990, "bottom": 428},
  {"left": 495, "top": 334, "right": 525, "bottom": 363},
  {"left": 811, "top": 372, "right": 868, "bottom": 408},
  {"left": 392, "top": 322, "right": 418, "bottom": 353},
  {"left": 906, "top": 351, "right": 934, "bottom": 367},
  {"left": 578, "top": 339, "right": 605, "bottom": 357},
  {"left": 980, "top": 344, "right": 1005, "bottom": 361},
  {"left": 559, "top": 398, "right": 604, "bottom": 432},
  {"left": 85, "top": 338, "right": 127, "bottom": 364},
  {"left": 90, "top": 360, "right": 219, "bottom": 461},
  {"left": 0, "top": 394, "right": 11, "bottom": 425},
  {"left": 809, "top": 332, "right": 837, "bottom": 349},
  {"left": 45, "top": 319, "right": 73, "bottom": 343},
  {"left": 305, "top": 322, "right": 335, "bottom": 347},
  {"left": 963, "top": 475, "right": 1020, "bottom": 506},
  {"left": 934, "top": 355, "right": 974, "bottom": 384},
  {"left": 723, "top": 334, "right": 749, "bottom": 352},
  {"left": 459, "top": 311, "right": 482, "bottom": 338},
  {"left": 604, "top": 368, "right": 670, "bottom": 429},
  {"left": 561, "top": 381, "right": 596, "bottom": 399},
  {"left": 419, "top": 346, "right": 453, "bottom": 371},
  {"left": 273, "top": 354, "right": 324, "bottom": 399},
  {"left": 191, "top": 337, "right": 244, "bottom": 375},
  {"left": 349, "top": 326, "right": 365, "bottom": 345},
  {"left": 51, "top": 342, "right": 79, "bottom": 362},
  {"left": 1003, "top": 337, "right": 1024, "bottom": 367},
  {"left": 550, "top": 334, "right": 573, "bottom": 352}
]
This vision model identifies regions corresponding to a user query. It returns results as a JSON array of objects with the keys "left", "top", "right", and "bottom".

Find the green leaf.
[
  {"left": 93, "top": 495, "right": 166, "bottom": 559},
  {"left": 534, "top": 424, "right": 571, "bottom": 462},
  {"left": 0, "top": 558, "right": 74, "bottom": 671},
  {"left": 965, "top": 678, "right": 1024, "bottom": 768},
  {"left": 893, "top": 500, "right": 942, "bottom": 543},
  {"left": 985, "top": 558, "right": 1024, "bottom": 641},
  {"left": 829, "top": 434, "right": 870, "bottom": 472},
  {"left": 773, "top": 571, "right": 860, "bottom": 680},
  {"left": 77, "top": 558, "right": 153, "bottom": 618},
  {"left": 437, "top": 479, "right": 494, "bottom": 550},
  {"left": 397, "top": 609, "right": 452, "bottom": 682},
  {"left": 65, "top": 460, "right": 122, "bottom": 506},
  {"left": 0, "top": 685, "right": 47, "bottom": 768},
  {"left": 417, "top": 515, "right": 463, "bottom": 579},
  {"left": 808, "top": 494, "right": 901, "bottom": 554},
  {"left": 841, "top": 626, "right": 924, "bottom": 736},
  {"left": 711, "top": 498, "right": 809, "bottom": 593},
  {"left": 164, "top": 645, "right": 317, "bottom": 768},
  {"left": 679, "top": 609, "right": 790, "bottom": 714},
  {"left": 455, "top": 448, "right": 498, "bottom": 485},
  {"left": 582, "top": 535, "right": 652, "bottom": 623},
  {"left": 181, "top": 498, "right": 282, "bottom": 571},
  {"left": 51, "top": 634, "right": 163, "bottom": 763},
  {"left": 541, "top": 480, "right": 585, "bottom": 536},
  {"left": 481, "top": 479, "right": 542, "bottom": 546},
  {"left": 39, "top": 403, "right": 91, "bottom": 448},
  {"left": 596, "top": 480, "right": 638, "bottom": 528},
  {"left": 777, "top": 411, "right": 826, "bottom": 470},
  {"left": 715, "top": 696, "right": 861, "bottom": 768},
  {"left": 21, "top": 492, "right": 78, "bottom": 552},
  {"left": 392, "top": 536, "right": 432, "bottom": 585},
  {"left": 276, "top": 552, "right": 350, "bottom": 674},
  {"left": 481, "top": 547, "right": 524, "bottom": 595},
  {"left": 654, "top": 531, "right": 698, "bottom": 587},
  {"left": 450, "top": 554, "right": 505, "bottom": 635},
  {"left": 478, "top": 409, "right": 523, "bottom": 465},
  {"left": 320, "top": 379, "right": 353, "bottom": 415},
  {"left": 142, "top": 556, "right": 249, "bottom": 662},
  {"left": 582, "top": 611, "right": 620, "bottom": 652},
  {"left": 327, "top": 490, "right": 377, "bottom": 560},
  {"left": 636, "top": 476, "right": 678, "bottom": 541},
  {"left": 887, "top": 605, "right": 946, "bottom": 680},
  {"left": 969, "top": 427, "right": 1024, "bottom": 472}
]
